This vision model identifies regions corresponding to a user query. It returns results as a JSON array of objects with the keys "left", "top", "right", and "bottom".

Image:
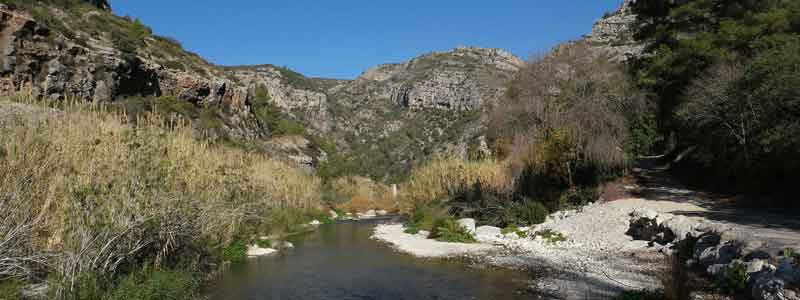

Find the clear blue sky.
[{"left": 110, "top": 1, "right": 623, "bottom": 79}]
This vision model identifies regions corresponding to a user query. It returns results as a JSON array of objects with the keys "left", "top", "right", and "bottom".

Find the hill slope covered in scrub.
[{"left": 0, "top": 0, "right": 524, "bottom": 182}]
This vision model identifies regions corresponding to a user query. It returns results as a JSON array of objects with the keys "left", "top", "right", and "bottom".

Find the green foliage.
[
  {"left": 505, "top": 200, "right": 549, "bottom": 226},
  {"left": 447, "top": 180, "right": 549, "bottom": 228},
  {"left": 105, "top": 268, "right": 198, "bottom": 300},
  {"left": 403, "top": 223, "right": 420, "bottom": 234},
  {"left": 428, "top": 217, "right": 476, "bottom": 243},
  {"left": 631, "top": 0, "right": 800, "bottom": 199},
  {"left": 220, "top": 240, "right": 247, "bottom": 264},
  {"left": 0, "top": 279, "right": 22, "bottom": 300},
  {"left": 501, "top": 225, "right": 528, "bottom": 238},
  {"left": 784, "top": 247, "right": 796, "bottom": 258},
  {"left": 273, "top": 66, "right": 320, "bottom": 91},
  {"left": 616, "top": 289, "right": 664, "bottom": 300},
  {"left": 261, "top": 208, "right": 310, "bottom": 237},
  {"left": 713, "top": 262, "right": 749, "bottom": 294},
  {"left": 626, "top": 111, "right": 663, "bottom": 156},
  {"left": 249, "top": 84, "right": 307, "bottom": 137},
  {"left": 535, "top": 229, "right": 566, "bottom": 244},
  {"left": 406, "top": 205, "right": 437, "bottom": 232},
  {"left": 255, "top": 239, "right": 272, "bottom": 249}
]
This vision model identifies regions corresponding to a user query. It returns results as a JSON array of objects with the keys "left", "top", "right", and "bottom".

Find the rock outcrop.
[
  {"left": 586, "top": 0, "right": 645, "bottom": 62},
  {"left": 628, "top": 210, "right": 800, "bottom": 300},
  {"left": 358, "top": 46, "right": 523, "bottom": 112}
]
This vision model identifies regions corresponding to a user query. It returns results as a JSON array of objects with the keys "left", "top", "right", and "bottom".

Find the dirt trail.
[{"left": 629, "top": 158, "right": 800, "bottom": 254}]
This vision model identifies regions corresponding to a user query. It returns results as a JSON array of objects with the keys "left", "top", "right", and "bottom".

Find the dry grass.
[
  {"left": 0, "top": 96, "right": 320, "bottom": 297},
  {"left": 332, "top": 176, "right": 397, "bottom": 213},
  {"left": 398, "top": 158, "right": 511, "bottom": 213}
]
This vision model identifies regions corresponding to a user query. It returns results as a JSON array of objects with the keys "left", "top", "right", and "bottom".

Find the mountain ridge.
[{"left": 0, "top": 0, "right": 625, "bottom": 182}]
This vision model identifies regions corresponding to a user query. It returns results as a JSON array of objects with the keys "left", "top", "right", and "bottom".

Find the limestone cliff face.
[
  {"left": 0, "top": 5, "right": 245, "bottom": 110},
  {"left": 587, "top": 0, "right": 645, "bottom": 62},
  {"left": 356, "top": 47, "right": 523, "bottom": 112},
  {"left": 317, "top": 47, "right": 523, "bottom": 180}
]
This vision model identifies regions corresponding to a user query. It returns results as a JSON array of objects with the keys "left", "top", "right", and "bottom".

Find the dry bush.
[
  {"left": 489, "top": 41, "right": 647, "bottom": 186},
  {"left": 399, "top": 158, "right": 511, "bottom": 213},
  {"left": 333, "top": 176, "right": 396, "bottom": 213},
  {"left": 0, "top": 96, "right": 320, "bottom": 296}
]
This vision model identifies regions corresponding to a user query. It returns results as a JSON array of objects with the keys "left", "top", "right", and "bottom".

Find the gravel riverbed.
[{"left": 372, "top": 198, "right": 707, "bottom": 299}]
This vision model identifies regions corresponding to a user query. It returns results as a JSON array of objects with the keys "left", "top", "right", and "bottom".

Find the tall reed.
[{"left": 0, "top": 96, "right": 320, "bottom": 297}]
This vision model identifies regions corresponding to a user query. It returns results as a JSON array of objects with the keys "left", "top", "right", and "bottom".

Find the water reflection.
[{"left": 205, "top": 220, "right": 532, "bottom": 300}]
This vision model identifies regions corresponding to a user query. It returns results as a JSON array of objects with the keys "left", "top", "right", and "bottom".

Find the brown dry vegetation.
[
  {"left": 398, "top": 158, "right": 511, "bottom": 213},
  {"left": 332, "top": 176, "right": 397, "bottom": 213},
  {"left": 489, "top": 41, "right": 647, "bottom": 184},
  {"left": 0, "top": 96, "right": 320, "bottom": 298}
]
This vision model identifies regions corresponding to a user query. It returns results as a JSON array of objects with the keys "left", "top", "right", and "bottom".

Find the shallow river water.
[{"left": 204, "top": 219, "right": 533, "bottom": 300}]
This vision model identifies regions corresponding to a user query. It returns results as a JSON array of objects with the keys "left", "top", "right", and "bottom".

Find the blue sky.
[{"left": 110, "top": 1, "right": 623, "bottom": 79}]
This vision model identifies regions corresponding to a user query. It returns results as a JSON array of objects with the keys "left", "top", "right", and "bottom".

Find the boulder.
[
  {"left": 777, "top": 258, "right": 799, "bottom": 283},
  {"left": 275, "top": 241, "right": 294, "bottom": 249},
  {"left": 357, "top": 210, "right": 377, "bottom": 219},
  {"left": 475, "top": 226, "right": 502, "bottom": 243},
  {"left": 376, "top": 210, "right": 388, "bottom": 216},
  {"left": 699, "top": 242, "right": 743, "bottom": 267},
  {"left": 752, "top": 274, "right": 787, "bottom": 300},
  {"left": 785, "top": 289, "right": 799, "bottom": 300},
  {"left": 329, "top": 210, "right": 339, "bottom": 219},
  {"left": 631, "top": 209, "right": 658, "bottom": 220},
  {"left": 309, "top": 219, "right": 321, "bottom": 226},
  {"left": 662, "top": 215, "right": 696, "bottom": 242},
  {"left": 456, "top": 218, "right": 476, "bottom": 234},
  {"left": 745, "top": 259, "right": 768, "bottom": 274},
  {"left": 247, "top": 245, "right": 277, "bottom": 257}
]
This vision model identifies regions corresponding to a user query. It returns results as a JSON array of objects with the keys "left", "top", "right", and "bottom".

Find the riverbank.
[
  {"left": 374, "top": 194, "right": 800, "bottom": 299},
  {"left": 373, "top": 199, "right": 667, "bottom": 299}
]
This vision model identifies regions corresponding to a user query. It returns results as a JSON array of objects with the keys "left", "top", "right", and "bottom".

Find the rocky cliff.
[
  {"left": 318, "top": 47, "right": 521, "bottom": 181},
  {"left": 0, "top": 1, "right": 521, "bottom": 181},
  {"left": 0, "top": 2, "right": 332, "bottom": 169},
  {"left": 359, "top": 46, "right": 523, "bottom": 111},
  {"left": 587, "top": 0, "right": 645, "bottom": 62}
]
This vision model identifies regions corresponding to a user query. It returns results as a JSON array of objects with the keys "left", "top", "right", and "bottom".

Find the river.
[{"left": 204, "top": 219, "right": 534, "bottom": 300}]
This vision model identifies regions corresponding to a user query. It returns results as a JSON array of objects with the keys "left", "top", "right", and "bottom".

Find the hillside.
[
  {"left": 321, "top": 46, "right": 523, "bottom": 182},
  {"left": 0, "top": 0, "right": 523, "bottom": 182}
]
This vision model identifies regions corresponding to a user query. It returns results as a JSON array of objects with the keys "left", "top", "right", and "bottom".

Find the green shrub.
[
  {"left": 501, "top": 225, "right": 528, "bottom": 238},
  {"left": 261, "top": 208, "right": 310, "bottom": 237},
  {"left": 403, "top": 223, "right": 420, "bottom": 234},
  {"left": 784, "top": 247, "right": 796, "bottom": 258},
  {"left": 428, "top": 217, "right": 476, "bottom": 243},
  {"left": 0, "top": 279, "right": 23, "bottom": 300},
  {"left": 106, "top": 268, "right": 198, "bottom": 300},
  {"left": 713, "top": 261, "right": 748, "bottom": 294},
  {"left": 507, "top": 200, "right": 549, "bottom": 226},
  {"left": 255, "top": 239, "right": 272, "bottom": 249},
  {"left": 220, "top": 240, "right": 247, "bottom": 264},
  {"left": 535, "top": 229, "right": 566, "bottom": 244}
]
